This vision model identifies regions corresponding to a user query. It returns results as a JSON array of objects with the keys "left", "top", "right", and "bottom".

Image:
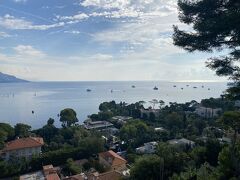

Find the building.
[
  {"left": 195, "top": 106, "right": 222, "bottom": 118},
  {"left": 63, "top": 173, "right": 87, "bottom": 180},
  {"left": 19, "top": 171, "right": 45, "bottom": 180},
  {"left": 112, "top": 116, "right": 132, "bottom": 124},
  {"left": 20, "top": 164, "right": 60, "bottom": 180},
  {"left": 43, "top": 164, "right": 60, "bottom": 180},
  {"left": 98, "top": 150, "right": 127, "bottom": 171},
  {"left": 84, "top": 120, "right": 114, "bottom": 130},
  {"left": 87, "top": 171, "right": 122, "bottom": 180},
  {"left": 168, "top": 138, "right": 195, "bottom": 148},
  {"left": 136, "top": 141, "right": 158, "bottom": 154},
  {"left": 64, "top": 171, "right": 122, "bottom": 180},
  {"left": 1, "top": 137, "right": 44, "bottom": 160}
]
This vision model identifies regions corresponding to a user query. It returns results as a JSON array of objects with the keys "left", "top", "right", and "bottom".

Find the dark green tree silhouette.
[
  {"left": 60, "top": 108, "right": 78, "bottom": 127},
  {"left": 173, "top": 0, "right": 240, "bottom": 99}
]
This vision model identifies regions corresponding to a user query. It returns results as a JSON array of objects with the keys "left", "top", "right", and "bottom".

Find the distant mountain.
[{"left": 0, "top": 72, "right": 29, "bottom": 83}]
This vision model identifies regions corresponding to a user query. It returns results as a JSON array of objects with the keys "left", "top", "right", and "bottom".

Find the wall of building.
[{"left": 5, "top": 146, "right": 41, "bottom": 160}]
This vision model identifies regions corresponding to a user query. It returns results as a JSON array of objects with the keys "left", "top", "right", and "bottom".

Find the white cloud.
[
  {"left": 80, "top": 0, "right": 177, "bottom": 19},
  {"left": 64, "top": 30, "right": 81, "bottom": 34},
  {"left": 0, "top": 0, "right": 226, "bottom": 82},
  {"left": 14, "top": 45, "right": 46, "bottom": 58},
  {"left": 0, "top": 31, "right": 11, "bottom": 38},
  {"left": 14, "top": 0, "right": 27, "bottom": 3},
  {"left": 56, "top": 13, "right": 89, "bottom": 24},
  {"left": 0, "top": 14, "right": 65, "bottom": 30}
]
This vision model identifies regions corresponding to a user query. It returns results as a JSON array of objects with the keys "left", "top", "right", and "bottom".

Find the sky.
[{"left": 0, "top": 0, "right": 227, "bottom": 82}]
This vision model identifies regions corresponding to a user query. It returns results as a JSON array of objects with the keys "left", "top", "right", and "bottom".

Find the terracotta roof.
[
  {"left": 3, "top": 137, "right": 44, "bottom": 151},
  {"left": 99, "top": 150, "right": 127, "bottom": 167},
  {"left": 46, "top": 173, "right": 60, "bottom": 180},
  {"left": 87, "top": 171, "right": 122, "bottom": 180}
]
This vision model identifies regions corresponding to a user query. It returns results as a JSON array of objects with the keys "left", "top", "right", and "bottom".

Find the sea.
[{"left": 0, "top": 81, "right": 227, "bottom": 129}]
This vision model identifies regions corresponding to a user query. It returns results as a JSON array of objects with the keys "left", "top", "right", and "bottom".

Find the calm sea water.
[{"left": 0, "top": 81, "right": 227, "bottom": 128}]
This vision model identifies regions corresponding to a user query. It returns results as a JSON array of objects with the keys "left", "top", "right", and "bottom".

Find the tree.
[
  {"left": 99, "top": 101, "right": 116, "bottom": 112},
  {"left": 170, "top": 163, "right": 218, "bottom": 180},
  {"left": 218, "top": 111, "right": 240, "bottom": 177},
  {"left": 60, "top": 108, "right": 78, "bottom": 127},
  {"left": 156, "top": 143, "right": 190, "bottom": 178},
  {"left": 14, "top": 123, "right": 31, "bottom": 138},
  {"left": 190, "top": 146, "right": 207, "bottom": 167},
  {"left": 165, "top": 112, "right": 184, "bottom": 131},
  {"left": 149, "top": 112, "right": 156, "bottom": 122},
  {"left": 98, "top": 111, "right": 113, "bottom": 120},
  {"left": 149, "top": 99, "right": 159, "bottom": 109},
  {"left": 0, "top": 131, "right": 8, "bottom": 149},
  {"left": 36, "top": 119, "right": 58, "bottom": 143},
  {"left": 173, "top": 0, "right": 240, "bottom": 99},
  {"left": 47, "top": 118, "right": 55, "bottom": 125},
  {"left": 218, "top": 144, "right": 240, "bottom": 179},
  {"left": 0, "top": 123, "right": 14, "bottom": 139},
  {"left": 130, "top": 155, "right": 164, "bottom": 180},
  {"left": 64, "top": 158, "right": 82, "bottom": 175},
  {"left": 120, "top": 120, "right": 153, "bottom": 147},
  {"left": 220, "top": 111, "right": 240, "bottom": 147},
  {"left": 159, "top": 100, "right": 165, "bottom": 109},
  {"left": 0, "top": 123, "right": 15, "bottom": 148}
]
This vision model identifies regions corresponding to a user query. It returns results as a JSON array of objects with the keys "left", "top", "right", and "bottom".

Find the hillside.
[{"left": 0, "top": 72, "right": 28, "bottom": 83}]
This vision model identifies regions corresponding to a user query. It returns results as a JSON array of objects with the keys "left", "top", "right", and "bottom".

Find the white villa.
[{"left": 1, "top": 137, "right": 44, "bottom": 160}]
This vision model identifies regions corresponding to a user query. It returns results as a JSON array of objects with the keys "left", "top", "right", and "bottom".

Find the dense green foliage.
[
  {"left": 14, "top": 123, "right": 31, "bottom": 138},
  {"left": 0, "top": 123, "right": 15, "bottom": 148},
  {"left": 130, "top": 155, "right": 164, "bottom": 180},
  {"left": 60, "top": 108, "right": 78, "bottom": 127}
]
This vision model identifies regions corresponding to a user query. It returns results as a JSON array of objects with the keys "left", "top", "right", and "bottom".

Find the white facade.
[
  {"left": 4, "top": 146, "right": 41, "bottom": 160},
  {"left": 195, "top": 107, "right": 222, "bottom": 118}
]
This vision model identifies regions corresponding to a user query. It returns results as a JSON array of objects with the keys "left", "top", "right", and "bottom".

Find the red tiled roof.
[
  {"left": 46, "top": 173, "right": 60, "bottom": 180},
  {"left": 87, "top": 171, "right": 122, "bottom": 180},
  {"left": 3, "top": 137, "right": 44, "bottom": 151},
  {"left": 99, "top": 150, "right": 127, "bottom": 167},
  {"left": 97, "top": 171, "right": 121, "bottom": 180}
]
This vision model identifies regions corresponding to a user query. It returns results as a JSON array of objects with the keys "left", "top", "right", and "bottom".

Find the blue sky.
[{"left": 0, "top": 0, "right": 226, "bottom": 81}]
